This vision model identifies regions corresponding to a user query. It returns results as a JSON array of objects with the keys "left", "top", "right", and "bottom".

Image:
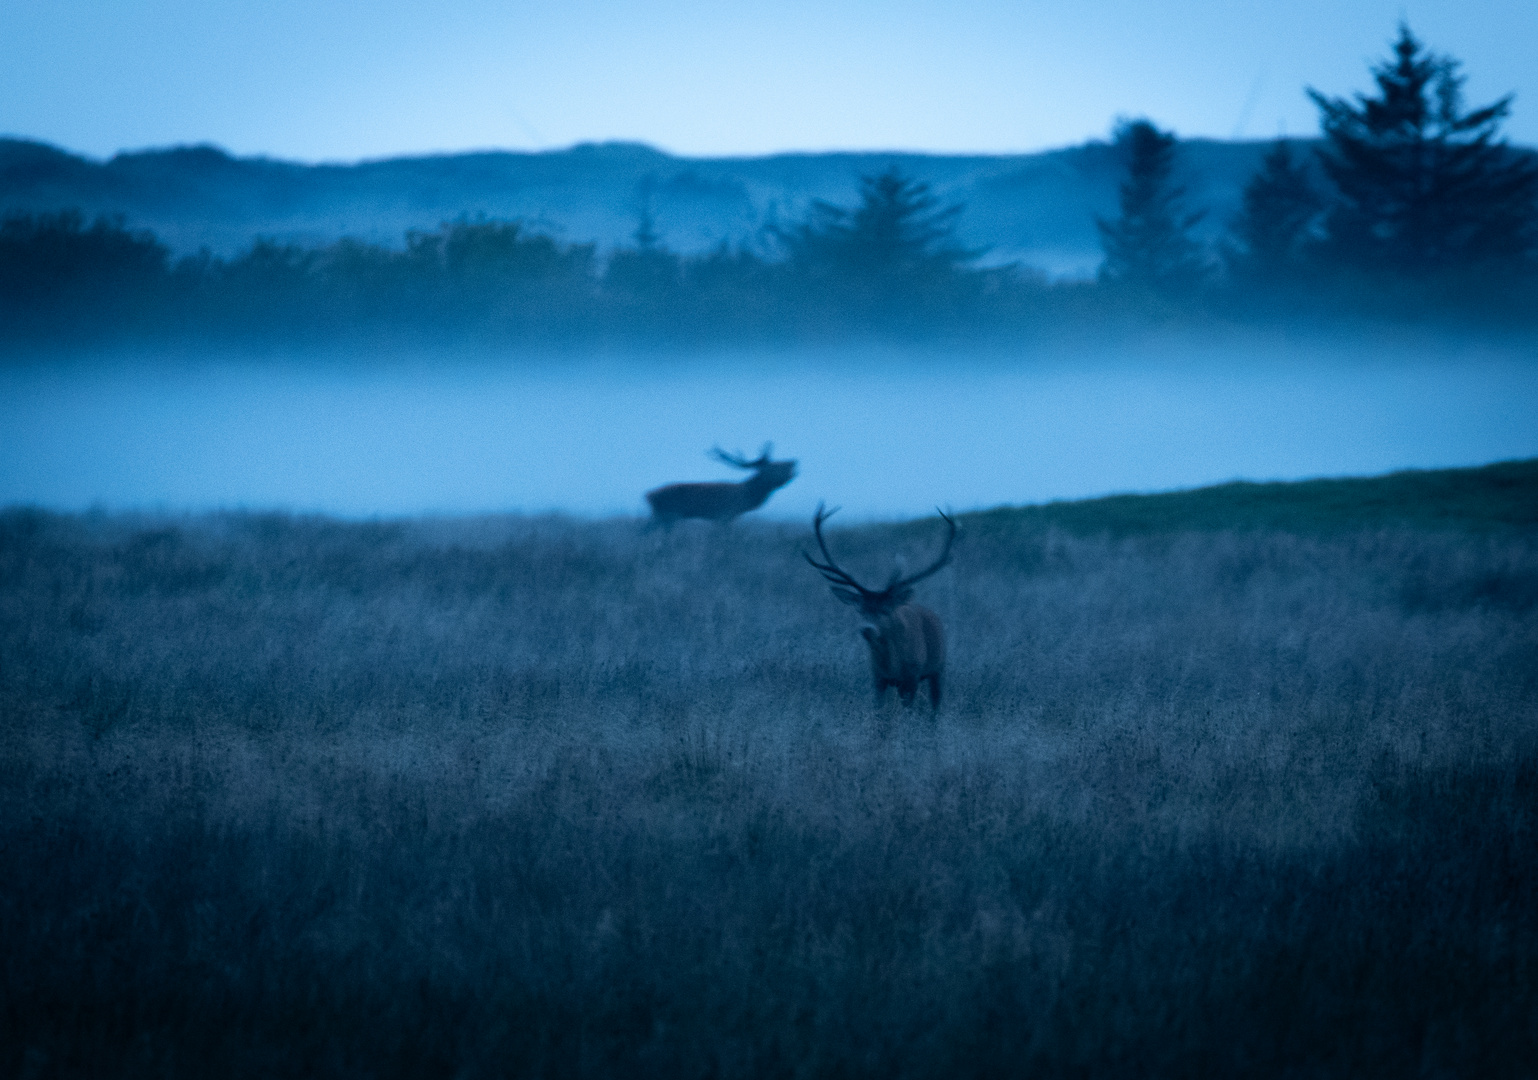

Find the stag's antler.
[
  {"left": 712, "top": 443, "right": 773, "bottom": 470},
  {"left": 805, "top": 504, "right": 872, "bottom": 606},
  {"left": 888, "top": 509, "right": 956, "bottom": 599},
  {"left": 804, "top": 504, "right": 956, "bottom": 612}
]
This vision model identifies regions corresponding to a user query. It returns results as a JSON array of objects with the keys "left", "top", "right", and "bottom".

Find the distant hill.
[{"left": 0, "top": 137, "right": 1287, "bottom": 277}]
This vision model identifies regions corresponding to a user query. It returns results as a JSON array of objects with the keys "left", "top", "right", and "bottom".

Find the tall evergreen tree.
[
  {"left": 1096, "top": 120, "right": 1208, "bottom": 293},
  {"left": 776, "top": 168, "right": 980, "bottom": 297},
  {"left": 1224, "top": 140, "right": 1324, "bottom": 282},
  {"left": 605, "top": 203, "right": 683, "bottom": 302},
  {"left": 1307, "top": 23, "right": 1538, "bottom": 272}
]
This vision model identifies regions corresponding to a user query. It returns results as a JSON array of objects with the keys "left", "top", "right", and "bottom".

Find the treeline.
[
  {"left": 0, "top": 183, "right": 1042, "bottom": 346},
  {"left": 3, "top": 24, "right": 1536, "bottom": 348}
]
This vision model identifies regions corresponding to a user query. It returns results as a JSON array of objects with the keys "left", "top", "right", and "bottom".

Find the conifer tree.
[
  {"left": 1096, "top": 120, "right": 1208, "bottom": 293},
  {"left": 605, "top": 203, "right": 682, "bottom": 300},
  {"left": 1307, "top": 24, "right": 1538, "bottom": 272},
  {"left": 1224, "top": 140, "right": 1324, "bottom": 282},
  {"left": 776, "top": 168, "right": 979, "bottom": 295}
]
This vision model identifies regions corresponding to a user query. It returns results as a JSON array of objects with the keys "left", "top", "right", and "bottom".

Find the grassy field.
[{"left": 2, "top": 461, "right": 1536, "bottom": 1077}]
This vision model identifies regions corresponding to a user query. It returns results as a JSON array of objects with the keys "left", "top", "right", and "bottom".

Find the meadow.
[{"left": 2, "top": 460, "right": 1536, "bottom": 1077}]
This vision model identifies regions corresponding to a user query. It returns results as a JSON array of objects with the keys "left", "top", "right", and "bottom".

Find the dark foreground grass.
[{"left": 2, "top": 464, "right": 1537, "bottom": 1077}]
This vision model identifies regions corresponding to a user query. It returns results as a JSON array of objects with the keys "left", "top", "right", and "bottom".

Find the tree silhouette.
[
  {"left": 1096, "top": 120, "right": 1208, "bottom": 293},
  {"left": 1224, "top": 140, "right": 1324, "bottom": 283},
  {"left": 775, "top": 168, "right": 981, "bottom": 301},
  {"left": 0, "top": 209, "right": 175, "bottom": 337},
  {"left": 1307, "top": 23, "right": 1538, "bottom": 272},
  {"left": 605, "top": 189, "right": 682, "bottom": 303},
  {"left": 0, "top": 209, "right": 169, "bottom": 298}
]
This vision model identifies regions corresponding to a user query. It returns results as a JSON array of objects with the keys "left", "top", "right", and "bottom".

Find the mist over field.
[{"left": 4, "top": 332, "right": 1536, "bottom": 518}]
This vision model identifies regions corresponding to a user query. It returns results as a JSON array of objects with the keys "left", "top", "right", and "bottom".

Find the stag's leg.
[
  {"left": 926, "top": 672, "right": 942, "bottom": 710},
  {"left": 897, "top": 679, "right": 918, "bottom": 707}
]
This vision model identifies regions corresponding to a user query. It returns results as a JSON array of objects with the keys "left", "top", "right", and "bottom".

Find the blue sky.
[{"left": 2, "top": 0, "right": 1534, "bottom": 161}]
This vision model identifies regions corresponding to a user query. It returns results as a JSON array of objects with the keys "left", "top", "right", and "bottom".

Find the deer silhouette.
[
  {"left": 805, "top": 504, "right": 956, "bottom": 709},
  {"left": 646, "top": 444, "right": 797, "bottom": 524}
]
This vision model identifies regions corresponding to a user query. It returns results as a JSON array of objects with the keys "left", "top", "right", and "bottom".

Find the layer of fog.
[{"left": 3, "top": 332, "right": 1535, "bottom": 519}]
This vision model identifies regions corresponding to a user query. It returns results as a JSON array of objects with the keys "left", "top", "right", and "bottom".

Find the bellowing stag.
[
  {"left": 646, "top": 444, "right": 797, "bottom": 524},
  {"left": 805, "top": 504, "right": 957, "bottom": 709}
]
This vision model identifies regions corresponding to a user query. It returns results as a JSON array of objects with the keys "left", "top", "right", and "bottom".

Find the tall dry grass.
[{"left": 2, "top": 506, "right": 1535, "bottom": 1076}]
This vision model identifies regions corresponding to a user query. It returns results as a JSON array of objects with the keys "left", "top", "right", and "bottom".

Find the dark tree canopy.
[
  {"left": 0, "top": 209, "right": 174, "bottom": 335},
  {"left": 0, "top": 209, "right": 169, "bottom": 296},
  {"left": 1224, "top": 140, "right": 1324, "bottom": 283},
  {"left": 1096, "top": 120, "right": 1208, "bottom": 293},
  {"left": 604, "top": 206, "right": 683, "bottom": 302},
  {"left": 776, "top": 168, "right": 980, "bottom": 295},
  {"left": 1307, "top": 24, "right": 1538, "bottom": 272}
]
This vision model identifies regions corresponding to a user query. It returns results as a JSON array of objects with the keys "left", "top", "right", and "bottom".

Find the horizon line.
[{"left": 2, "top": 131, "right": 1340, "bottom": 170}]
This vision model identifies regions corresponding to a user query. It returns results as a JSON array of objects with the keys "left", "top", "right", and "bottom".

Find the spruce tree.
[
  {"left": 605, "top": 203, "right": 682, "bottom": 301},
  {"left": 776, "top": 168, "right": 979, "bottom": 297},
  {"left": 1224, "top": 140, "right": 1324, "bottom": 283},
  {"left": 1307, "top": 23, "right": 1538, "bottom": 272},
  {"left": 1096, "top": 120, "right": 1208, "bottom": 293}
]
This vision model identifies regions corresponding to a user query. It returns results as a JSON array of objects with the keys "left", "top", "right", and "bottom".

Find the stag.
[
  {"left": 805, "top": 504, "right": 957, "bottom": 709},
  {"left": 646, "top": 444, "right": 797, "bottom": 524}
]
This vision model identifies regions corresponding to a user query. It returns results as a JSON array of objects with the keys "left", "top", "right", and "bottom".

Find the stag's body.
[
  {"left": 647, "top": 445, "right": 796, "bottom": 525},
  {"left": 805, "top": 505, "right": 956, "bottom": 709},
  {"left": 862, "top": 604, "right": 947, "bottom": 707}
]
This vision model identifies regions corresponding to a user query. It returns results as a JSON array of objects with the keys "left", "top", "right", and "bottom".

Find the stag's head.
[
  {"left": 713, "top": 442, "right": 797, "bottom": 491},
  {"left": 806, "top": 504, "right": 954, "bottom": 612}
]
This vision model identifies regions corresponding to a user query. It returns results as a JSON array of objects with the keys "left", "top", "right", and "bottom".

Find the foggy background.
[
  {"left": 4, "top": 336, "right": 1535, "bottom": 518},
  {"left": 3, "top": 2, "right": 1536, "bottom": 518}
]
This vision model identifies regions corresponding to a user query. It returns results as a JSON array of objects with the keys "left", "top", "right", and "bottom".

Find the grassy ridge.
[
  {"left": 968, "top": 457, "right": 1538, "bottom": 536},
  {"left": 2, "top": 466, "right": 1536, "bottom": 1077}
]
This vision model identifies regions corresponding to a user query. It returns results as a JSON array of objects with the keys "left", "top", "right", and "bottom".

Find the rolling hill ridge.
[{"left": 1, "top": 136, "right": 1281, "bottom": 276}]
